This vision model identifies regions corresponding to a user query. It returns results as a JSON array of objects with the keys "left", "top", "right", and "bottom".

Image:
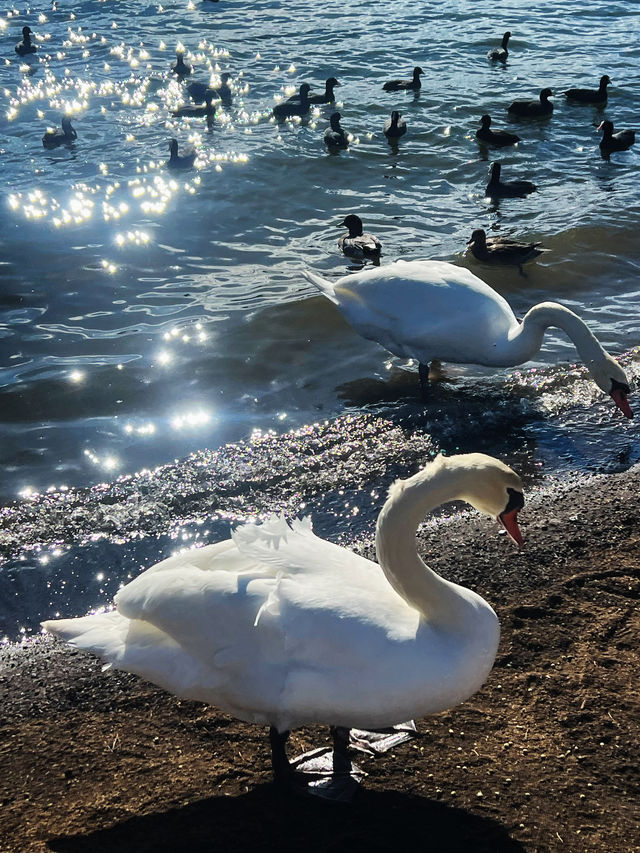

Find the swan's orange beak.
[
  {"left": 498, "top": 508, "right": 524, "bottom": 547},
  {"left": 611, "top": 387, "right": 633, "bottom": 419}
]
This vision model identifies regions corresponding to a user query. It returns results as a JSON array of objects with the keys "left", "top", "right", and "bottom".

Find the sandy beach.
[{"left": 1, "top": 464, "right": 639, "bottom": 853}]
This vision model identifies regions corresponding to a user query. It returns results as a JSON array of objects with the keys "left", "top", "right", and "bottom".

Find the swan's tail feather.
[
  {"left": 301, "top": 269, "right": 339, "bottom": 305},
  {"left": 42, "top": 611, "right": 129, "bottom": 661}
]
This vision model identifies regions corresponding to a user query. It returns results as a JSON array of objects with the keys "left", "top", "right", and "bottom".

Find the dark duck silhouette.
[
  {"left": 564, "top": 75, "right": 611, "bottom": 104},
  {"left": 486, "top": 162, "right": 536, "bottom": 198},
  {"left": 487, "top": 31, "right": 511, "bottom": 61},
  {"left": 273, "top": 83, "right": 312, "bottom": 120},
  {"left": 383, "top": 66, "right": 424, "bottom": 92},
  {"left": 466, "top": 228, "right": 548, "bottom": 274},
  {"left": 167, "top": 138, "right": 196, "bottom": 170},
  {"left": 598, "top": 120, "right": 635, "bottom": 154},
  {"left": 476, "top": 114, "right": 520, "bottom": 147},
  {"left": 338, "top": 214, "right": 382, "bottom": 261},
  {"left": 173, "top": 93, "right": 216, "bottom": 122},
  {"left": 15, "top": 26, "right": 37, "bottom": 56},
  {"left": 507, "top": 87, "right": 553, "bottom": 117},
  {"left": 172, "top": 51, "right": 192, "bottom": 77},
  {"left": 42, "top": 116, "right": 77, "bottom": 148},
  {"left": 289, "top": 77, "right": 340, "bottom": 104},
  {"left": 383, "top": 110, "right": 406, "bottom": 139},
  {"left": 189, "top": 73, "right": 232, "bottom": 106},
  {"left": 324, "top": 112, "right": 349, "bottom": 151}
]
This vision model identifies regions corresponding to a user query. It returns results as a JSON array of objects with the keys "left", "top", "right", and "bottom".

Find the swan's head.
[
  {"left": 588, "top": 354, "right": 633, "bottom": 418},
  {"left": 443, "top": 453, "right": 525, "bottom": 546}
]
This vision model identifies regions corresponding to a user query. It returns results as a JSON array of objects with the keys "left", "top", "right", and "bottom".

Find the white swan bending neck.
[
  {"left": 504, "top": 301, "right": 610, "bottom": 370},
  {"left": 302, "top": 262, "right": 630, "bottom": 410},
  {"left": 377, "top": 456, "right": 502, "bottom": 630}
]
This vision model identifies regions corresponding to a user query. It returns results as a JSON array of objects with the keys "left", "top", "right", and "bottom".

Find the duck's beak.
[
  {"left": 610, "top": 387, "right": 633, "bottom": 419},
  {"left": 498, "top": 509, "right": 524, "bottom": 547}
]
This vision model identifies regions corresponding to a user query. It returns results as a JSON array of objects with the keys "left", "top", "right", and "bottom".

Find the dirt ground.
[{"left": 1, "top": 467, "right": 639, "bottom": 853}]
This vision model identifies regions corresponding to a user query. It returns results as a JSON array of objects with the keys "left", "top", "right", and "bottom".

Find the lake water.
[{"left": 1, "top": 0, "right": 639, "bottom": 639}]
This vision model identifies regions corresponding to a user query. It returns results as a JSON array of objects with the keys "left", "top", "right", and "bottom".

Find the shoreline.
[{"left": 1, "top": 464, "right": 639, "bottom": 852}]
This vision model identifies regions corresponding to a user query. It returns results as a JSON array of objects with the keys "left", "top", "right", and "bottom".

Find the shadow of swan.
[{"left": 48, "top": 784, "right": 526, "bottom": 853}]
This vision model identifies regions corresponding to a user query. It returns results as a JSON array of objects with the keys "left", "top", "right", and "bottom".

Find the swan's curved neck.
[
  {"left": 504, "top": 301, "right": 608, "bottom": 369},
  {"left": 375, "top": 464, "right": 475, "bottom": 628}
]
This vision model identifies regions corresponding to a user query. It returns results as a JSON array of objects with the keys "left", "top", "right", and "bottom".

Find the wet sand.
[{"left": 1, "top": 464, "right": 639, "bottom": 853}]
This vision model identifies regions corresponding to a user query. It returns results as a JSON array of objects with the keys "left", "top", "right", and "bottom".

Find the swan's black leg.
[
  {"left": 330, "top": 726, "right": 351, "bottom": 773},
  {"left": 269, "top": 726, "right": 292, "bottom": 785},
  {"left": 418, "top": 362, "right": 430, "bottom": 399}
]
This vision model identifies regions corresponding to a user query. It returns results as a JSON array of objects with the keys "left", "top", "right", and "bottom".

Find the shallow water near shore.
[{"left": 1, "top": 0, "right": 639, "bottom": 639}]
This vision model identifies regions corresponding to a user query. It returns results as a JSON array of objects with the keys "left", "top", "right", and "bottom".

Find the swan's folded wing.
[
  {"left": 45, "top": 558, "right": 290, "bottom": 704},
  {"left": 231, "top": 515, "right": 382, "bottom": 585},
  {"left": 231, "top": 516, "right": 417, "bottom": 638}
]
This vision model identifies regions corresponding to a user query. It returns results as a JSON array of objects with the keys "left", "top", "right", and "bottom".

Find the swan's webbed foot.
[{"left": 348, "top": 720, "right": 417, "bottom": 754}]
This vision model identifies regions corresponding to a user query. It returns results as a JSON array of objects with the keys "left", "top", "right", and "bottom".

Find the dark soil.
[{"left": 1, "top": 467, "right": 639, "bottom": 853}]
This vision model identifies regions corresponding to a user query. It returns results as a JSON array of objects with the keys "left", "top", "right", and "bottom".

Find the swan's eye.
[
  {"left": 503, "top": 487, "right": 524, "bottom": 514},
  {"left": 611, "top": 378, "right": 630, "bottom": 396}
]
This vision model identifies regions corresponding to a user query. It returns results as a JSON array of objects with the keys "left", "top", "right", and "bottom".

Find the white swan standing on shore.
[
  {"left": 43, "top": 453, "right": 524, "bottom": 788},
  {"left": 302, "top": 260, "right": 633, "bottom": 418}
]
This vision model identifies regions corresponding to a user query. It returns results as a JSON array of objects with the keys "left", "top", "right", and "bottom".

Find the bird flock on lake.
[{"left": 10, "top": 16, "right": 637, "bottom": 801}]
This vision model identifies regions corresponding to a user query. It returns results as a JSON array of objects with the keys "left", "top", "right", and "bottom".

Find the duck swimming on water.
[
  {"left": 302, "top": 259, "right": 632, "bottom": 417},
  {"left": 598, "top": 120, "right": 635, "bottom": 154},
  {"left": 166, "top": 138, "right": 196, "bottom": 169},
  {"left": 273, "top": 83, "right": 312, "bottom": 120},
  {"left": 188, "top": 73, "right": 232, "bottom": 106},
  {"left": 507, "top": 87, "right": 553, "bottom": 117},
  {"left": 173, "top": 94, "right": 217, "bottom": 122},
  {"left": 486, "top": 161, "right": 536, "bottom": 198},
  {"left": 172, "top": 51, "right": 192, "bottom": 76},
  {"left": 564, "top": 75, "right": 611, "bottom": 104},
  {"left": 337, "top": 214, "right": 382, "bottom": 260},
  {"left": 43, "top": 451, "right": 526, "bottom": 795},
  {"left": 383, "top": 66, "right": 424, "bottom": 92},
  {"left": 383, "top": 110, "right": 406, "bottom": 139},
  {"left": 289, "top": 77, "right": 341, "bottom": 105},
  {"left": 476, "top": 114, "right": 520, "bottom": 147},
  {"left": 324, "top": 112, "right": 349, "bottom": 151},
  {"left": 466, "top": 228, "right": 549, "bottom": 275},
  {"left": 15, "top": 26, "right": 37, "bottom": 56},
  {"left": 487, "top": 31, "right": 511, "bottom": 62},
  {"left": 42, "top": 116, "right": 77, "bottom": 148}
]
